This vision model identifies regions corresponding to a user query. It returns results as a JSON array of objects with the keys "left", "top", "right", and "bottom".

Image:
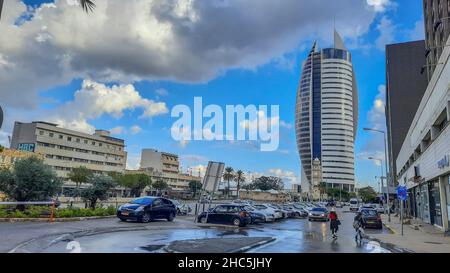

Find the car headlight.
[
  {"left": 135, "top": 206, "right": 145, "bottom": 212},
  {"left": 309, "top": 213, "right": 312, "bottom": 216},
  {"left": 118, "top": 205, "right": 123, "bottom": 210},
  {"left": 321, "top": 214, "right": 325, "bottom": 217}
]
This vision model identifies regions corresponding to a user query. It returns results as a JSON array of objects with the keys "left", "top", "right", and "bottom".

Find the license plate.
[{"left": 121, "top": 211, "right": 129, "bottom": 216}]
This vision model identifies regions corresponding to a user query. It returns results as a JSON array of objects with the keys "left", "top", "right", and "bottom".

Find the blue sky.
[{"left": 0, "top": 0, "right": 425, "bottom": 189}]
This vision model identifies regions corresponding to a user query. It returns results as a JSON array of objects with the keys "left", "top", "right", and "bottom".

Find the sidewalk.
[{"left": 369, "top": 214, "right": 450, "bottom": 253}]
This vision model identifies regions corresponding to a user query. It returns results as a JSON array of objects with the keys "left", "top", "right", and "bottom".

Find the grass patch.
[{"left": 0, "top": 206, "right": 116, "bottom": 218}]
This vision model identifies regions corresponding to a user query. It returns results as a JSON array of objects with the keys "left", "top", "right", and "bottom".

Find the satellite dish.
[{"left": 0, "top": 105, "right": 3, "bottom": 129}]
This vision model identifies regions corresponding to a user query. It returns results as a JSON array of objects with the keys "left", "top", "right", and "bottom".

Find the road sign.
[{"left": 397, "top": 186, "right": 407, "bottom": 201}]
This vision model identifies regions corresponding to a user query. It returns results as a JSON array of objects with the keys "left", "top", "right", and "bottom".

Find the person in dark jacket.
[{"left": 329, "top": 208, "right": 339, "bottom": 238}]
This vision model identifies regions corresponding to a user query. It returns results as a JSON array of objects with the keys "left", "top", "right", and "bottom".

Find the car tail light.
[{"left": 239, "top": 211, "right": 247, "bottom": 217}]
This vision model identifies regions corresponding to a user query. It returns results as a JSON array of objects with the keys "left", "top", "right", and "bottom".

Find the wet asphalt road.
[{"left": 43, "top": 209, "right": 391, "bottom": 253}]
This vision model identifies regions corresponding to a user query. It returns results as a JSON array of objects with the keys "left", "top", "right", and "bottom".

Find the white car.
[
  {"left": 252, "top": 204, "right": 278, "bottom": 222},
  {"left": 265, "top": 203, "right": 289, "bottom": 219},
  {"left": 245, "top": 205, "right": 275, "bottom": 222}
]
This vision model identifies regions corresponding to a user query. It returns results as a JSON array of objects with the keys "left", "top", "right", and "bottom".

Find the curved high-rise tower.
[{"left": 295, "top": 31, "right": 358, "bottom": 197}]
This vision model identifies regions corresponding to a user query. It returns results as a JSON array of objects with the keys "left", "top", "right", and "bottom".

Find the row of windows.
[
  {"left": 38, "top": 130, "right": 123, "bottom": 152},
  {"left": 45, "top": 154, "right": 124, "bottom": 167},
  {"left": 37, "top": 142, "right": 124, "bottom": 161}
]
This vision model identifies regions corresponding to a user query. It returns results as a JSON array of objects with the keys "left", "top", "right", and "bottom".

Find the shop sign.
[
  {"left": 18, "top": 143, "right": 35, "bottom": 153},
  {"left": 437, "top": 155, "right": 450, "bottom": 169}
]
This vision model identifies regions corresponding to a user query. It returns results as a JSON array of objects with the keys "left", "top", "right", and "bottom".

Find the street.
[{"left": 1, "top": 209, "right": 392, "bottom": 253}]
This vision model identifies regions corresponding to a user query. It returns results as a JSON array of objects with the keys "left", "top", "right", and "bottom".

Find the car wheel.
[
  {"left": 308, "top": 218, "right": 312, "bottom": 221},
  {"left": 167, "top": 212, "right": 175, "bottom": 222},
  {"left": 140, "top": 213, "right": 152, "bottom": 223},
  {"left": 233, "top": 218, "right": 241, "bottom": 227},
  {"left": 199, "top": 216, "right": 208, "bottom": 224},
  {"left": 177, "top": 208, "right": 181, "bottom": 215}
]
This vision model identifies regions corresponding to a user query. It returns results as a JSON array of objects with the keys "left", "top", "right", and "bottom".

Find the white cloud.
[
  {"left": 366, "top": 0, "right": 392, "bottom": 12},
  {"left": 375, "top": 16, "right": 396, "bottom": 50},
  {"left": 408, "top": 20, "right": 425, "bottom": 41},
  {"left": 155, "top": 88, "right": 169, "bottom": 96},
  {"left": 130, "top": 125, "right": 143, "bottom": 135},
  {"left": 268, "top": 168, "right": 298, "bottom": 189},
  {"left": 126, "top": 153, "right": 141, "bottom": 170},
  {"left": 1, "top": 0, "right": 385, "bottom": 109},
  {"left": 47, "top": 80, "right": 168, "bottom": 134}
]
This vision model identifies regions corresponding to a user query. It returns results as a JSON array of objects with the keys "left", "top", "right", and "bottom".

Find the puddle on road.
[{"left": 139, "top": 244, "right": 166, "bottom": 252}]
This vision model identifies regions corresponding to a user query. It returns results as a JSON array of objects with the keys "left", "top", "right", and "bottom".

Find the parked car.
[
  {"left": 267, "top": 204, "right": 289, "bottom": 218},
  {"left": 359, "top": 204, "right": 376, "bottom": 212},
  {"left": 117, "top": 196, "right": 177, "bottom": 223},
  {"left": 308, "top": 207, "right": 329, "bottom": 222},
  {"left": 360, "top": 208, "right": 383, "bottom": 229},
  {"left": 335, "top": 201, "right": 343, "bottom": 208},
  {"left": 243, "top": 206, "right": 267, "bottom": 224},
  {"left": 285, "top": 204, "right": 308, "bottom": 218},
  {"left": 197, "top": 204, "right": 252, "bottom": 227},
  {"left": 252, "top": 204, "right": 277, "bottom": 222},
  {"left": 260, "top": 204, "right": 284, "bottom": 220},
  {"left": 170, "top": 199, "right": 192, "bottom": 215}
]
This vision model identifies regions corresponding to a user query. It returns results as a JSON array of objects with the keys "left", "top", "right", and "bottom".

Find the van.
[{"left": 349, "top": 198, "right": 359, "bottom": 212}]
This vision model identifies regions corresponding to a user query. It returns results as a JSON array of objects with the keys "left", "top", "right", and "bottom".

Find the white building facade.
[
  {"left": 396, "top": 36, "right": 450, "bottom": 232},
  {"left": 296, "top": 31, "right": 358, "bottom": 196}
]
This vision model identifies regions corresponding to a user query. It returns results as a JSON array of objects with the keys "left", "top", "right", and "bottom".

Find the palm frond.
[{"left": 80, "top": 0, "right": 96, "bottom": 13}]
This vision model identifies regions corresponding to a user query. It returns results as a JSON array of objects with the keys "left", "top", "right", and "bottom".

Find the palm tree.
[
  {"left": 0, "top": 0, "right": 95, "bottom": 20},
  {"left": 234, "top": 170, "right": 245, "bottom": 199},
  {"left": 223, "top": 167, "right": 235, "bottom": 199}
]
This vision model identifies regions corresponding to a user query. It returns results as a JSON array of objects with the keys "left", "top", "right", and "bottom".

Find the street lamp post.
[{"left": 364, "top": 128, "right": 391, "bottom": 222}]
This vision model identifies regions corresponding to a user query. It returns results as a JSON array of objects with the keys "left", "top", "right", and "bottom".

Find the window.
[
  {"left": 39, "top": 131, "right": 44, "bottom": 136},
  {"left": 67, "top": 137, "right": 72, "bottom": 141},
  {"left": 49, "top": 133, "right": 54, "bottom": 137},
  {"left": 59, "top": 135, "right": 63, "bottom": 139},
  {"left": 76, "top": 138, "right": 80, "bottom": 143},
  {"left": 84, "top": 140, "right": 88, "bottom": 144},
  {"left": 92, "top": 141, "right": 96, "bottom": 146},
  {"left": 214, "top": 206, "right": 229, "bottom": 213}
]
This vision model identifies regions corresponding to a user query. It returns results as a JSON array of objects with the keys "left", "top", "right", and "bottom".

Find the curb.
[
  {"left": 383, "top": 223, "right": 397, "bottom": 235},
  {"left": 0, "top": 216, "right": 116, "bottom": 223},
  {"left": 232, "top": 237, "right": 276, "bottom": 253}
]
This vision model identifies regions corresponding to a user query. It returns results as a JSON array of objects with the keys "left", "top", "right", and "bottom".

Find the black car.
[
  {"left": 360, "top": 208, "right": 383, "bottom": 229},
  {"left": 117, "top": 196, "right": 177, "bottom": 223},
  {"left": 197, "top": 204, "right": 252, "bottom": 227}
]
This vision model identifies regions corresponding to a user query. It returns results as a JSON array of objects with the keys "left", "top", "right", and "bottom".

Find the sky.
[{"left": 0, "top": 0, "right": 425, "bottom": 190}]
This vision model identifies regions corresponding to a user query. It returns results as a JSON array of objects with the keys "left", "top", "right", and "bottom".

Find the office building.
[
  {"left": 295, "top": 31, "right": 358, "bottom": 196},
  {"left": 10, "top": 121, "right": 127, "bottom": 183},
  {"left": 386, "top": 40, "right": 428, "bottom": 188}
]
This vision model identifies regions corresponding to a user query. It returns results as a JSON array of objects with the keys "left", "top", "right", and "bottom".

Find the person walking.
[
  {"left": 329, "top": 208, "right": 340, "bottom": 239},
  {"left": 353, "top": 212, "right": 365, "bottom": 244}
]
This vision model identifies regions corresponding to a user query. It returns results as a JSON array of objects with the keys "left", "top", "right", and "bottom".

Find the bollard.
[{"left": 50, "top": 201, "right": 56, "bottom": 223}]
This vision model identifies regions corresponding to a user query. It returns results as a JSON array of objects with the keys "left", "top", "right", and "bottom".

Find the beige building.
[
  {"left": 239, "top": 189, "right": 289, "bottom": 203},
  {"left": 311, "top": 158, "right": 323, "bottom": 200},
  {"left": 10, "top": 121, "right": 127, "bottom": 183},
  {"left": 127, "top": 149, "right": 202, "bottom": 197}
]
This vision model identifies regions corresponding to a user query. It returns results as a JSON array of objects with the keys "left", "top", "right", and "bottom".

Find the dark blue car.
[{"left": 117, "top": 196, "right": 177, "bottom": 223}]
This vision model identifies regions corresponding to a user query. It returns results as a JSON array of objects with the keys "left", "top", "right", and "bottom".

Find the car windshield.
[
  {"left": 131, "top": 197, "right": 153, "bottom": 205},
  {"left": 312, "top": 208, "right": 326, "bottom": 212}
]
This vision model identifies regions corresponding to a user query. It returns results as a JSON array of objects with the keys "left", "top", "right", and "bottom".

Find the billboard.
[
  {"left": 202, "top": 161, "right": 225, "bottom": 193},
  {"left": 18, "top": 143, "right": 35, "bottom": 152}
]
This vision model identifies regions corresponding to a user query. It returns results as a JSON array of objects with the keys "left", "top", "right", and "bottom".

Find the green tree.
[
  {"left": 0, "top": 145, "right": 4, "bottom": 153},
  {"left": 234, "top": 170, "right": 245, "bottom": 198},
  {"left": 116, "top": 173, "right": 152, "bottom": 197},
  {"left": 0, "top": 157, "right": 62, "bottom": 209},
  {"left": 316, "top": 182, "right": 327, "bottom": 201},
  {"left": 223, "top": 167, "right": 235, "bottom": 198},
  {"left": 189, "top": 180, "right": 203, "bottom": 198},
  {"left": 358, "top": 186, "right": 378, "bottom": 203},
  {"left": 250, "top": 176, "right": 284, "bottom": 191},
  {"left": 67, "top": 166, "right": 94, "bottom": 193},
  {"left": 81, "top": 175, "right": 116, "bottom": 209},
  {"left": 152, "top": 179, "right": 169, "bottom": 196}
]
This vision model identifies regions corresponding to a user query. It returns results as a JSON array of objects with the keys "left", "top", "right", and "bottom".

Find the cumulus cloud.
[
  {"left": 268, "top": 168, "right": 298, "bottom": 189},
  {"left": 126, "top": 153, "right": 141, "bottom": 170},
  {"left": 46, "top": 80, "right": 168, "bottom": 133},
  {"left": 375, "top": 16, "right": 396, "bottom": 50},
  {"left": 110, "top": 126, "right": 125, "bottom": 135},
  {"left": 366, "top": 0, "right": 393, "bottom": 12},
  {"left": 1, "top": 0, "right": 386, "bottom": 109}
]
